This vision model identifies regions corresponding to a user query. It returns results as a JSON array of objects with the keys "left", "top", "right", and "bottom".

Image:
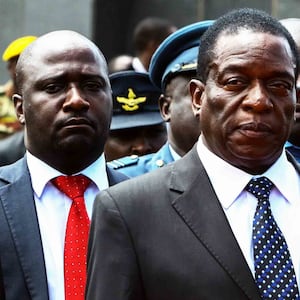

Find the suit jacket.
[
  {"left": 86, "top": 144, "right": 300, "bottom": 300},
  {"left": 0, "top": 156, "right": 128, "bottom": 300}
]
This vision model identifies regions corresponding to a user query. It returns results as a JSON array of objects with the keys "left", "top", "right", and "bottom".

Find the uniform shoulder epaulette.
[{"left": 107, "top": 155, "right": 139, "bottom": 169}]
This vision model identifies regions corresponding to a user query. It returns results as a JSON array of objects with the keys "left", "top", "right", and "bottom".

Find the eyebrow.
[
  {"left": 217, "top": 64, "right": 295, "bottom": 82},
  {"left": 37, "top": 72, "right": 106, "bottom": 83}
]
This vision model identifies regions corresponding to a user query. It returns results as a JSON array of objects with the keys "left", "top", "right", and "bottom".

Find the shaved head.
[{"left": 16, "top": 30, "right": 108, "bottom": 92}]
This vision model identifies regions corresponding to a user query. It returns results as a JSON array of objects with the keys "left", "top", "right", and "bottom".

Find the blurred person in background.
[
  {"left": 0, "top": 35, "right": 37, "bottom": 139},
  {"left": 127, "top": 17, "right": 177, "bottom": 72}
]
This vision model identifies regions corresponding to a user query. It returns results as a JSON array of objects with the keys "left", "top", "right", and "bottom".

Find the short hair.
[
  {"left": 197, "top": 8, "right": 299, "bottom": 83},
  {"left": 133, "top": 17, "right": 175, "bottom": 54}
]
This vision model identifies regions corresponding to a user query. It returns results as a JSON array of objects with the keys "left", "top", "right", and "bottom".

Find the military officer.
[
  {"left": 108, "top": 20, "right": 213, "bottom": 177},
  {"left": 104, "top": 71, "right": 167, "bottom": 162}
]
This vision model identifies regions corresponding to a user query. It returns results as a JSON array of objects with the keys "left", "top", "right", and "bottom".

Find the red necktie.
[{"left": 51, "top": 174, "right": 91, "bottom": 300}]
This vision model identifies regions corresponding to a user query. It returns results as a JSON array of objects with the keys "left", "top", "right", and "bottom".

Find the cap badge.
[{"left": 117, "top": 88, "right": 146, "bottom": 111}]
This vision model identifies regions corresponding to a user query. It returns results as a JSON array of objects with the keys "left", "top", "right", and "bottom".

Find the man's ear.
[
  {"left": 158, "top": 93, "right": 171, "bottom": 122},
  {"left": 13, "top": 94, "right": 25, "bottom": 124},
  {"left": 189, "top": 79, "right": 204, "bottom": 116}
]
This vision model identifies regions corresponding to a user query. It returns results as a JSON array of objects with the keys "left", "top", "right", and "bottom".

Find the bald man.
[{"left": 0, "top": 30, "right": 127, "bottom": 300}]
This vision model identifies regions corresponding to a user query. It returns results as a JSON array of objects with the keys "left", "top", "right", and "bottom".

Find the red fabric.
[{"left": 52, "top": 175, "right": 91, "bottom": 300}]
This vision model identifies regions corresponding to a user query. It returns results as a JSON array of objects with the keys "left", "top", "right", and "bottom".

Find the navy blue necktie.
[{"left": 246, "top": 176, "right": 299, "bottom": 299}]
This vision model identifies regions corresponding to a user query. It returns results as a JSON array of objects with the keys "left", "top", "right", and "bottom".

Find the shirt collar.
[
  {"left": 285, "top": 141, "right": 300, "bottom": 150},
  {"left": 27, "top": 151, "right": 109, "bottom": 198},
  {"left": 196, "top": 137, "right": 299, "bottom": 208},
  {"left": 168, "top": 143, "right": 181, "bottom": 161}
]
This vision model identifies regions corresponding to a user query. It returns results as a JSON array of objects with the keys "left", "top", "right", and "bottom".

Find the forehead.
[
  {"left": 212, "top": 29, "right": 295, "bottom": 75},
  {"left": 165, "top": 75, "right": 190, "bottom": 94},
  {"left": 22, "top": 40, "right": 108, "bottom": 82}
]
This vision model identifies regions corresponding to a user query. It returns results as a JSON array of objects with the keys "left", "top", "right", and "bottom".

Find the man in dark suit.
[
  {"left": 86, "top": 8, "right": 300, "bottom": 300},
  {"left": 0, "top": 30, "right": 127, "bottom": 299}
]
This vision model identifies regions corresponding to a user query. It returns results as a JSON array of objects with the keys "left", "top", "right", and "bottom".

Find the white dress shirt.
[
  {"left": 26, "top": 151, "right": 109, "bottom": 300},
  {"left": 131, "top": 57, "right": 147, "bottom": 73},
  {"left": 197, "top": 136, "right": 300, "bottom": 286},
  {"left": 168, "top": 143, "right": 181, "bottom": 161}
]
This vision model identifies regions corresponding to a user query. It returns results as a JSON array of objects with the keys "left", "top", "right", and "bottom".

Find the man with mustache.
[
  {"left": 87, "top": 8, "right": 300, "bottom": 300},
  {"left": 0, "top": 30, "right": 127, "bottom": 299}
]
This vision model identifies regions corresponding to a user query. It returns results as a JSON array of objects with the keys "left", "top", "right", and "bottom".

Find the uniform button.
[{"left": 156, "top": 159, "right": 165, "bottom": 167}]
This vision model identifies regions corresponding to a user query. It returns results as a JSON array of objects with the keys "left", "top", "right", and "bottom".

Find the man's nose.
[
  {"left": 131, "top": 137, "right": 153, "bottom": 156},
  {"left": 243, "top": 81, "right": 273, "bottom": 112},
  {"left": 63, "top": 84, "right": 90, "bottom": 111}
]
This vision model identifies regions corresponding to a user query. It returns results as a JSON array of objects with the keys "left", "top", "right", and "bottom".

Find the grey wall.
[
  {"left": 93, "top": 0, "right": 202, "bottom": 61},
  {"left": 1, "top": 0, "right": 300, "bottom": 84},
  {"left": 0, "top": 0, "right": 93, "bottom": 83},
  {"left": 93, "top": 0, "right": 300, "bottom": 62}
]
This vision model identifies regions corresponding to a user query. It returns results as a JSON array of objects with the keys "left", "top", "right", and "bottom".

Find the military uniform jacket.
[
  {"left": 0, "top": 156, "right": 128, "bottom": 300},
  {"left": 86, "top": 144, "right": 300, "bottom": 300},
  {"left": 0, "top": 87, "right": 20, "bottom": 138},
  {"left": 109, "top": 142, "right": 175, "bottom": 177}
]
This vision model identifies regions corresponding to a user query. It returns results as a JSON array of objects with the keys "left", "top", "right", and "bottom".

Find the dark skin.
[
  {"left": 190, "top": 29, "right": 296, "bottom": 175},
  {"left": 13, "top": 31, "right": 112, "bottom": 175},
  {"left": 104, "top": 123, "right": 167, "bottom": 161},
  {"left": 160, "top": 74, "right": 200, "bottom": 157}
]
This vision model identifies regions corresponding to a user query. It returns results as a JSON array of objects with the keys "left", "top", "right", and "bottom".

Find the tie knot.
[
  {"left": 51, "top": 174, "right": 91, "bottom": 201},
  {"left": 245, "top": 176, "right": 274, "bottom": 199}
]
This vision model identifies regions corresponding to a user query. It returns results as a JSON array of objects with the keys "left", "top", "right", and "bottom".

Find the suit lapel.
[
  {"left": 170, "top": 146, "right": 260, "bottom": 300},
  {"left": 0, "top": 158, "right": 49, "bottom": 299}
]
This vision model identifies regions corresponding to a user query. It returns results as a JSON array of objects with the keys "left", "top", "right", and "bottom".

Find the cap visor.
[{"left": 110, "top": 112, "right": 164, "bottom": 130}]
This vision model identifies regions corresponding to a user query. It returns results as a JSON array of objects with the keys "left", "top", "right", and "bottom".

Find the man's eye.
[
  {"left": 226, "top": 78, "right": 246, "bottom": 86},
  {"left": 223, "top": 78, "right": 247, "bottom": 90},
  {"left": 269, "top": 81, "right": 292, "bottom": 90},
  {"left": 84, "top": 81, "right": 104, "bottom": 91},
  {"left": 268, "top": 80, "right": 293, "bottom": 96},
  {"left": 44, "top": 84, "right": 64, "bottom": 94}
]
